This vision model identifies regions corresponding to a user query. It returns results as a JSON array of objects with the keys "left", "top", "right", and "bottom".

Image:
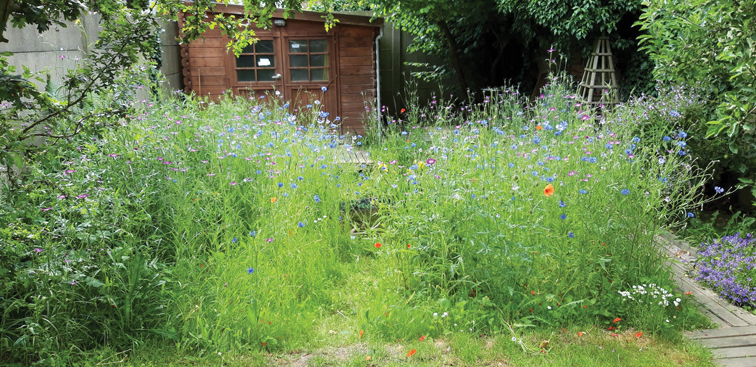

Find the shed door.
[
  {"left": 281, "top": 37, "right": 338, "bottom": 122},
  {"left": 230, "top": 39, "right": 284, "bottom": 99}
]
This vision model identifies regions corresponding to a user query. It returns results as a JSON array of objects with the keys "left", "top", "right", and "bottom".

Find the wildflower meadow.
[{"left": 0, "top": 72, "right": 720, "bottom": 365}]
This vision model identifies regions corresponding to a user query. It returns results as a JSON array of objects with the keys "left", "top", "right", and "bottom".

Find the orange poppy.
[
  {"left": 270, "top": 197, "right": 277, "bottom": 203},
  {"left": 531, "top": 291, "right": 536, "bottom": 295},
  {"left": 375, "top": 243, "right": 382, "bottom": 248},
  {"left": 635, "top": 332, "right": 643, "bottom": 338},
  {"left": 407, "top": 244, "right": 411, "bottom": 249},
  {"left": 685, "top": 292, "right": 692, "bottom": 295},
  {"left": 366, "top": 356, "right": 372, "bottom": 361},
  {"left": 359, "top": 329, "right": 364, "bottom": 339},
  {"left": 577, "top": 332, "right": 584, "bottom": 337},
  {"left": 536, "top": 125, "right": 543, "bottom": 130},
  {"left": 544, "top": 184, "right": 554, "bottom": 197},
  {"left": 407, "top": 349, "right": 416, "bottom": 358},
  {"left": 613, "top": 317, "right": 621, "bottom": 323},
  {"left": 419, "top": 335, "right": 425, "bottom": 341}
]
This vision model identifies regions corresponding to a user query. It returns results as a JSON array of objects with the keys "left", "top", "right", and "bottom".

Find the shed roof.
[{"left": 196, "top": 3, "right": 384, "bottom": 27}]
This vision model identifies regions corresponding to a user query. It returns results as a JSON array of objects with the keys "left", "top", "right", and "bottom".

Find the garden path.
[{"left": 658, "top": 232, "right": 756, "bottom": 367}]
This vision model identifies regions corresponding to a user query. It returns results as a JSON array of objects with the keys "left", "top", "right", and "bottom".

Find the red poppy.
[
  {"left": 407, "top": 244, "right": 411, "bottom": 249},
  {"left": 407, "top": 349, "right": 416, "bottom": 357},
  {"left": 375, "top": 243, "right": 382, "bottom": 248},
  {"left": 401, "top": 108, "right": 406, "bottom": 113},
  {"left": 613, "top": 317, "right": 621, "bottom": 323},
  {"left": 544, "top": 184, "right": 555, "bottom": 197},
  {"left": 531, "top": 291, "right": 536, "bottom": 295},
  {"left": 635, "top": 332, "right": 643, "bottom": 338},
  {"left": 577, "top": 332, "right": 584, "bottom": 337},
  {"left": 419, "top": 335, "right": 425, "bottom": 341}
]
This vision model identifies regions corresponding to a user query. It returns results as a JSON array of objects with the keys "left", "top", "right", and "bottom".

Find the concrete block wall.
[{"left": 0, "top": 14, "right": 182, "bottom": 93}]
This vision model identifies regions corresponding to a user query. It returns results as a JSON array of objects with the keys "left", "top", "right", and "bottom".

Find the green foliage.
[{"left": 637, "top": 0, "right": 756, "bottom": 195}]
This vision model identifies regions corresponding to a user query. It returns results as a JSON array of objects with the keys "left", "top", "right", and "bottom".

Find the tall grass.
[{"left": 0, "top": 74, "right": 710, "bottom": 364}]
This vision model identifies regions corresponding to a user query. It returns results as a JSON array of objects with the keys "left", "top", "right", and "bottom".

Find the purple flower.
[
  {"left": 34, "top": 248, "right": 43, "bottom": 253},
  {"left": 76, "top": 194, "right": 88, "bottom": 199},
  {"left": 266, "top": 238, "right": 273, "bottom": 242},
  {"left": 41, "top": 207, "right": 52, "bottom": 212},
  {"left": 230, "top": 182, "right": 237, "bottom": 186},
  {"left": 427, "top": 158, "right": 436, "bottom": 165}
]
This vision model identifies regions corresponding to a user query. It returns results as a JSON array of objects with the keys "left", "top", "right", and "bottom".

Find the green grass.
[{"left": 0, "top": 75, "right": 716, "bottom": 365}]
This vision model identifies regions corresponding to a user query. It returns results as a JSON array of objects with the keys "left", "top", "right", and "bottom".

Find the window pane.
[
  {"left": 309, "top": 54, "right": 327, "bottom": 67},
  {"left": 289, "top": 40, "right": 308, "bottom": 53},
  {"left": 241, "top": 44, "right": 255, "bottom": 53},
  {"left": 237, "top": 70, "right": 256, "bottom": 82},
  {"left": 290, "top": 55, "right": 308, "bottom": 68},
  {"left": 256, "top": 56, "right": 274, "bottom": 67},
  {"left": 311, "top": 68, "right": 328, "bottom": 81},
  {"left": 290, "top": 69, "right": 309, "bottom": 81},
  {"left": 310, "top": 39, "right": 328, "bottom": 53},
  {"left": 257, "top": 69, "right": 276, "bottom": 81},
  {"left": 236, "top": 55, "right": 255, "bottom": 68},
  {"left": 255, "top": 40, "right": 274, "bottom": 53}
]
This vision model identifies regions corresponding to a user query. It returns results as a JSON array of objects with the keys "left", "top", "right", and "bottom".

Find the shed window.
[
  {"left": 235, "top": 40, "right": 276, "bottom": 82},
  {"left": 288, "top": 39, "right": 329, "bottom": 81}
]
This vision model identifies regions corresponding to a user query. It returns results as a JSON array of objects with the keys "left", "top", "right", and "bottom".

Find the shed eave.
[{"left": 181, "top": 2, "right": 384, "bottom": 27}]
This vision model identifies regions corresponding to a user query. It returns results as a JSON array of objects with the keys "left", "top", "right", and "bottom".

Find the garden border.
[{"left": 657, "top": 232, "right": 756, "bottom": 366}]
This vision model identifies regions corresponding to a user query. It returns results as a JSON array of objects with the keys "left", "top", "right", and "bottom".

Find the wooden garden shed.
[{"left": 179, "top": 5, "right": 384, "bottom": 134}]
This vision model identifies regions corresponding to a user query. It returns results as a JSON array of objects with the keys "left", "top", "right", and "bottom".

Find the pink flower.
[
  {"left": 41, "top": 207, "right": 52, "bottom": 212},
  {"left": 34, "top": 248, "right": 43, "bottom": 253},
  {"left": 426, "top": 158, "right": 436, "bottom": 165},
  {"left": 568, "top": 171, "right": 576, "bottom": 177},
  {"left": 76, "top": 194, "right": 88, "bottom": 199},
  {"left": 581, "top": 115, "right": 591, "bottom": 121},
  {"left": 230, "top": 182, "right": 237, "bottom": 186}
]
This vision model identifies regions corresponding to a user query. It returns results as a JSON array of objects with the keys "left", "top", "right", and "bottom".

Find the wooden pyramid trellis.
[{"left": 578, "top": 36, "right": 619, "bottom": 109}]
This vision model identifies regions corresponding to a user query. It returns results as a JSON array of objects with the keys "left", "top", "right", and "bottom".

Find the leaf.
[{"left": 85, "top": 277, "right": 104, "bottom": 288}]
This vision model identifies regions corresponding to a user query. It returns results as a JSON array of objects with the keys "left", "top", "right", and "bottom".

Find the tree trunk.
[
  {"left": 0, "top": 0, "right": 18, "bottom": 43},
  {"left": 437, "top": 20, "right": 468, "bottom": 91}
]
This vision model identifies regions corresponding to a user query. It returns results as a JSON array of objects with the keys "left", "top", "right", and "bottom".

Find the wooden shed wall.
[
  {"left": 179, "top": 12, "right": 379, "bottom": 134},
  {"left": 337, "top": 25, "right": 377, "bottom": 134}
]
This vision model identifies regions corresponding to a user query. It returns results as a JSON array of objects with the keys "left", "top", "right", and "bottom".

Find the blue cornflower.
[
  {"left": 678, "top": 131, "right": 688, "bottom": 138},
  {"left": 715, "top": 186, "right": 725, "bottom": 194},
  {"left": 687, "top": 212, "right": 695, "bottom": 218},
  {"left": 532, "top": 171, "right": 539, "bottom": 176},
  {"left": 278, "top": 182, "right": 284, "bottom": 188},
  {"left": 559, "top": 201, "right": 566, "bottom": 208},
  {"left": 678, "top": 150, "right": 686, "bottom": 156},
  {"left": 511, "top": 144, "right": 518, "bottom": 150},
  {"left": 321, "top": 86, "right": 328, "bottom": 92},
  {"left": 605, "top": 143, "right": 613, "bottom": 149},
  {"left": 247, "top": 267, "right": 255, "bottom": 274},
  {"left": 250, "top": 231, "right": 256, "bottom": 237},
  {"left": 670, "top": 110, "right": 680, "bottom": 118},
  {"left": 298, "top": 222, "right": 305, "bottom": 227},
  {"left": 568, "top": 232, "right": 574, "bottom": 238},
  {"left": 579, "top": 190, "right": 587, "bottom": 194},
  {"left": 256, "top": 170, "right": 262, "bottom": 175},
  {"left": 678, "top": 141, "right": 687, "bottom": 147},
  {"left": 633, "top": 137, "right": 641, "bottom": 143},
  {"left": 291, "top": 183, "right": 297, "bottom": 189},
  {"left": 232, "top": 237, "right": 237, "bottom": 243},
  {"left": 298, "top": 176, "right": 304, "bottom": 180},
  {"left": 314, "top": 195, "right": 321, "bottom": 203},
  {"left": 663, "top": 136, "right": 671, "bottom": 142},
  {"left": 621, "top": 189, "right": 630, "bottom": 195},
  {"left": 561, "top": 214, "right": 567, "bottom": 220},
  {"left": 508, "top": 163, "right": 514, "bottom": 168},
  {"left": 472, "top": 194, "right": 477, "bottom": 199},
  {"left": 533, "top": 137, "right": 541, "bottom": 144},
  {"left": 588, "top": 157, "right": 598, "bottom": 163}
]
